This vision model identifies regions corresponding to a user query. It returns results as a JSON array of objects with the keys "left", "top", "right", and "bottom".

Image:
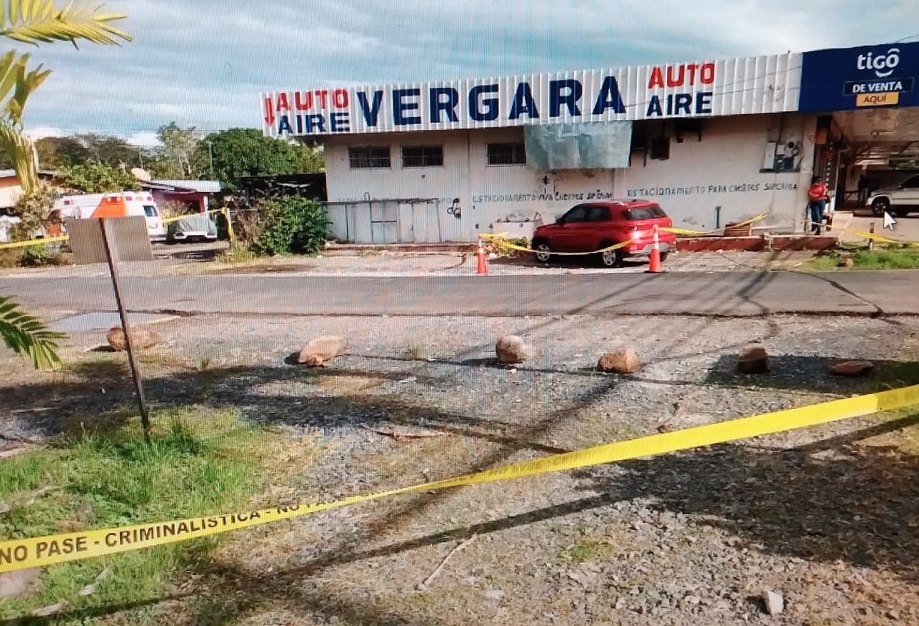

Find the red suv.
[{"left": 530, "top": 200, "right": 676, "bottom": 267}]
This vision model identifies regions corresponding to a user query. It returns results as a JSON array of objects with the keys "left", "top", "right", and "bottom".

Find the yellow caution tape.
[
  {"left": 3, "top": 382, "right": 919, "bottom": 573},
  {"left": 662, "top": 226, "right": 717, "bottom": 236},
  {"left": 841, "top": 228, "right": 919, "bottom": 246},
  {"left": 0, "top": 235, "right": 69, "bottom": 251},
  {"left": 661, "top": 213, "right": 769, "bottom": 237},
  {"left": 488, "top": 238, "right": 632, "bottom": 256}
]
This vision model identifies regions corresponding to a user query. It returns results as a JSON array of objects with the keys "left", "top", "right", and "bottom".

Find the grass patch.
[
  {"left": 402, "top": 344, "right": 427, "bottom": 361},
  {"left": 0, "top": 408, "right": 272, "bottom": 622},
  {"left": 805, "top": 247, "right": 919, "bottom": 271},
  {"left": 561, "top": 538, "right": 608, "bottom": 564},
  {"left": 214, "top": 243, "right": 258, "bottom": 265}
]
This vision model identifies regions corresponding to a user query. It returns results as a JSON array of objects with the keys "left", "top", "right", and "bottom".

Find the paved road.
[
  {"left": 2, "top": 269, "right": 917, "bottom": 318},
  {"left": 836, "top": 207, "right": 919, "bottom": 244}
]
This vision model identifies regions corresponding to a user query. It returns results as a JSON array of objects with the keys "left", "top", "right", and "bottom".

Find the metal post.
[{"left": 100, "top": 218, "right": 152, "bottom": 442}]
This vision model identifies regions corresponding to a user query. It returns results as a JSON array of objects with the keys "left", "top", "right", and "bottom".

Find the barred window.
[
  {"left": 401, "top": 146, "right": 444, "bottom": 167},
  {"left": 486, "top": 142, "right": 526, "bottom": 165},
  {"left": 349, "top": 147, "right": 391, "bottom": 168}
]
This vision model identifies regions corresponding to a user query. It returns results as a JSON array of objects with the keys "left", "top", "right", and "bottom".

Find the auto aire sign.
[{"left": 260, "top": 54, "right": 800, "bottom": 137}]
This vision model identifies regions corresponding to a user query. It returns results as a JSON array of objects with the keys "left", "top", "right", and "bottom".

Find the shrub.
[
  {"left": 18, "top": 245, "right": 70, "bottom": 267},
  {"left": 252, "top": 196, "right": 330, "bottom": 256}
]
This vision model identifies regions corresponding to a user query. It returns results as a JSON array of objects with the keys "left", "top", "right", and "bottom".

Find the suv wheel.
[
  {"left": 599, "top": 244, "right": 623, "bottom": 268},
  {"left": 533, "top": 240, "right": 552, "bottom": 263},
  {"left": 871, "top": 197, "right": 890, "bottom": 216}
]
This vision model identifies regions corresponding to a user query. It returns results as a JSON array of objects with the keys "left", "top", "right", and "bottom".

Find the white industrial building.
[{"left": 261, "top": 41, "right": 919, "bottom": 244}]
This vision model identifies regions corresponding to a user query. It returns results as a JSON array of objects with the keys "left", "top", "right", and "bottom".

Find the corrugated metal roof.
[{"left": 147, "top": 179, "right": 222, "bottom": 193}]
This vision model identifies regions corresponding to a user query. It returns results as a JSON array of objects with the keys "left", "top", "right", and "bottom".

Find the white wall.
[
  {"left": 618, "top": 114, "right": 817, "bottom": 232},
  {"left": 324, "top": 113, "right": 818, "bottom": 242}
]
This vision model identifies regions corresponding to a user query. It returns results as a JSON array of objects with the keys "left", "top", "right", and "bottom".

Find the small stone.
[
  {"left": 484, "top": 589, "right": 505, "bottom": 601},
  {"left": 0, "top": 569, "right": 41, "bottom": 598},
  {"left": 887, "top": 609, "right": 901, "bottom": 621},
  {"left": 839, "top": 257, "right": 854, "bottom": 268},
  {"left": 297, "top": 335, "right": 348, "bottom": 367},
  {"left": 762, "top": 589, "right": 784, "bottom": 616},
  {"left": 106, "top": 325, "right": 159, "bottom": 351},
  {"left": 597, "top": 349, "right": 641, "bottom": 374},
  {"left": 31, "top": 602, "right": 66, "bottom": 617},
  {"left": 495, "top": 335, "right": 528, "bottom": 364},
  {"left": 829, "top": 360, "right": 874, "bottom": 377},
  {"left": 737, "top": 344, "right": 769, "bottom": 374}
]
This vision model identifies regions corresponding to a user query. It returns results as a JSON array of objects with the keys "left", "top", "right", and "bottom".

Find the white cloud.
[
  {"left": 23, "top": 126, "right": 65, "bottom": 140},
  {"left": 125, "top": 132, "right": 161, "bottom": 148},
  {"left": 10, "top": 0, "right": 919, "bottom": 136}
]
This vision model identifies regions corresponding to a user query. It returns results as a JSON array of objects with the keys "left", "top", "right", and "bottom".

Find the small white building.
[{"left": 260, "top": 42, "right": 918, "bottom": 244}]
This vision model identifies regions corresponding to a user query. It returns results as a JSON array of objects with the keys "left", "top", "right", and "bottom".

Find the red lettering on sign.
[
  {"left": 666, "top": 65, "right": 684, "bottom": 87},
  {"left": 264, "top": 96, "right": 276, "bottom": 126},
  {"left": 650, "top": 63, "right": 715, "bottom": 89},
  {"left": 295, "top": 91, "right": 314, "bottom": 111},
  {"left": 333, "top": 89, "right": 349, "bottom": 108},
  {"left": 276, "top": 92, "right": 290, "bottom": 113},
  {"left": 700, "top": 62, "right": 715, "bottom": 84},
  {"left": 316, "top": 90, "right": 329, "bottom": 108}
]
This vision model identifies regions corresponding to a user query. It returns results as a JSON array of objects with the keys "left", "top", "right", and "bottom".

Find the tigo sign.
[
  {"left": 261, "top": 53, "right": 801, "bottom": 137},
  {"left": 799, "top": 42, "right": 919, "bottom": 112}
]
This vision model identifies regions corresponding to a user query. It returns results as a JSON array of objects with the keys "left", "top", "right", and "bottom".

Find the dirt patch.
[
  {"left": 2, "top": 313, "right": 919, "bottom": 624},
  {"left": 209, "top": 262, "right": 319, "bottom": 274}
]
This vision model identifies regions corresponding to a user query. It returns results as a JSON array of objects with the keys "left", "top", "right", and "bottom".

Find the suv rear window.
[{"left": 623, "top": 205, "right": 667, "bottom": 220}]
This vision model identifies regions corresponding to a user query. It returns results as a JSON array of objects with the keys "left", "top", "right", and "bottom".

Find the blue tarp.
[{"left": 524, "top": 121, "right": 633, "bottom": 170}]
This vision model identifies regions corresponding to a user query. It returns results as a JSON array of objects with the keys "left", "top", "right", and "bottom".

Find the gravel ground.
[{"left": 3, "top": 313, "right": 919, "bottom": 625}]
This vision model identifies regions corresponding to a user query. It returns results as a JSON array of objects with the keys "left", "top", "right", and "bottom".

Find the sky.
[{"left": 16, "top": 0, "right": 918, "bottom": 147}]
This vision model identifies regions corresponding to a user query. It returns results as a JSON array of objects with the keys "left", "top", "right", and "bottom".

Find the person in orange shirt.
[{"left": 807, "top": 176, "right": 829, "bottom": 234}]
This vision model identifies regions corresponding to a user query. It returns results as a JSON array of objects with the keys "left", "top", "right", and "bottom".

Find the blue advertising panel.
[{"left": 799, "top": 42, "right": 919, "bottom": 112}]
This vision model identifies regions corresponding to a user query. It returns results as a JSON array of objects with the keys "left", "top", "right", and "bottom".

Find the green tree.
[
  {"left": 196, "top": 128, "right": 323, "bottom": 191},
  {"left": 0, "top": 1, "right": 130, "bottom": 370},
  {"left": 59, "top": 160, "right": 141, "bottom": 192},
  {"left": 253, "top": 195, "right": 330, "bottom": 256},
  {"left": 155, "top": 121, "right": 203, "bottom": 178},
  {"left": 35, "top": 135, "right": 91, "bottom": 168},
  {"left": 77, "top": 132, "right": 141, "bottom": 168}
]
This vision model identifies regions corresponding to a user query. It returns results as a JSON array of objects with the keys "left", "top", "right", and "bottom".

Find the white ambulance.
[{"left": 52, "top": 191, "right": 167, "bottom": 241}]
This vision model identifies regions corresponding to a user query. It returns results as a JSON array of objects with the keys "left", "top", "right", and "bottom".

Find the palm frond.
[
  {"left": 0, "top": 295, "right": 65, "bottom": 370},
  {"left": 1, "top": 1, "right": 131, "bottom": 46},
  {"left": 7, "top": 60, "right": 49, "bottom": 122},
  {"left": 0, "top": 120, "right": 37, "bottom": 192}
]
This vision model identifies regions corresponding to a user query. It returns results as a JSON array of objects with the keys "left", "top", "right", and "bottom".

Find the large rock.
[
  {"left": 762, "top": 589, "right": 784, "bottom": 616},
  {"left": 597, "top": 350, "right": 641, "bottom": 374},
  {"left": 829, "top": 360, "right": 874, "bottom": 377},
  {"left": 0, "top": 568, "right": 41, "bottom": 599},
  {"left": 495, "top": 335, "right": 528, "bottom": 364},
  {"left": 106, "top": 325, "right": 159, "bottom": 351},
  {"left": 737, "top": 344, "right": 769, "bottom": 374},
  {"left": 297, "top": 335, "right": 348, "bottom": 367}
]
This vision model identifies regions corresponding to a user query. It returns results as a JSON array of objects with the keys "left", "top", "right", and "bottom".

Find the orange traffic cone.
[
  {"left": 476, "top": 240, "right": 488, "bottom": 275},
  {"left": 647, "top": 225, "right": 662, "bottom": 273}
]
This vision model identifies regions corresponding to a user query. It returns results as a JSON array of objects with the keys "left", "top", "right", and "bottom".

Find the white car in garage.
[{"left": 869, "top": 174, "right": 919, "bottom": 217}]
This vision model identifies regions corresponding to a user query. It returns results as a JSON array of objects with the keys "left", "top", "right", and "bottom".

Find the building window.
[
  {"left": 401, "top": 146, "right": 444, "bottom": 167},
  {"left": 487, "top": 142, "right": 526, "bottom": 165},
  {"left": 349, "top": 147, "right": 391, "bottom": 169}
]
